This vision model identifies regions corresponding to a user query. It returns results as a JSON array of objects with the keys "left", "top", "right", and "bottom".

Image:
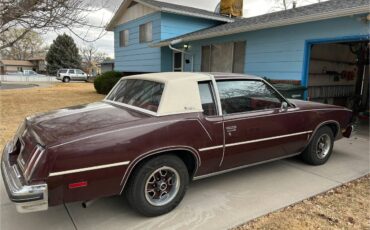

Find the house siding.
[
  {"left": 114, "top": 10, "right": 222, "bottom": 73},
  {"left": 185, "top": 15, "right": 369, "bottom": 81},
  {"left": 160, "top": 13, "right": 220, "bottom": 40},
  {"left": 114, "top": 12, "right": 162, "bottom": 72}
]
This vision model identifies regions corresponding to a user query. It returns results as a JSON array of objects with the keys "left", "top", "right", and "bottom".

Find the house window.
[
  {"left": 119, "top": 30, "right": 129, "bottom": 47},
  {"left": 139, "top": 22, "right": 152, "bottom": 43},
  {"left": 201, "top": 41, "right": 246, "bottom": 73}
]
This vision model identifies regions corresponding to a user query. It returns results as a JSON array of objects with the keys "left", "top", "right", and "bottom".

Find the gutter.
[{"left": 154, "top": 6, "right": 370, "bottom": 47}]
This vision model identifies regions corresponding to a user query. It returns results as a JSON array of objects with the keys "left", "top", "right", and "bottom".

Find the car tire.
[
  {"left": 301, "top": 126, "right": 334, "bottom": 165},
  {"left": 125, "top": 155, "right": 189, "bottom": 217},
  {"left": 63, "top": 77, "right": 70, "bottom": 83}
]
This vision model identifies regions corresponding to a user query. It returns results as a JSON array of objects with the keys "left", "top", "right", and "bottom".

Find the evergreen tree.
[{"left": 46, "top": 34, "right": 81, "bottom": 75}]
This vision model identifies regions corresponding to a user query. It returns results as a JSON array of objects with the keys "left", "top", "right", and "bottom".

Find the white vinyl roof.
[{"left": 117, "top": 72, "right": 213, "bottom": 116}]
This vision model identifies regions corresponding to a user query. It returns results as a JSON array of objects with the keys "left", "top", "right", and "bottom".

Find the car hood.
[{"left": 27, "top": 101, "right": 150, "bottom": 146}]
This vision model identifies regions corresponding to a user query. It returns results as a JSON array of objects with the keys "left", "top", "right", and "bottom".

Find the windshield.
[{"left": 106, "top": 79, "right": 165, "bottom": 113}]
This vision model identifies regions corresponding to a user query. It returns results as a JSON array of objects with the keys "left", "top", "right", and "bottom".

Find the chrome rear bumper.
[{"left": 1, "top": 142, "right": 48, "bottom": 213}]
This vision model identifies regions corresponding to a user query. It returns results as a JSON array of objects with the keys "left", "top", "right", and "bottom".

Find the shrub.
[{"left": 94, "top": 71, "right": 122, "bottom": 94}]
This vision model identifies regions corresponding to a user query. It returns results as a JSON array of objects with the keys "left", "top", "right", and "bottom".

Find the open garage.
[{"left": 305, "top": 37, "right": 369, "bottom": 115}]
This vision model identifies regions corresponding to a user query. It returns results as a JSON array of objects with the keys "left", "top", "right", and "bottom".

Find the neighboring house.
[
  {"left": 0, "top": 60, "right": 34, "bottom": 74},
  {"left": 108, "top": 0, "right": 369, "bottom": 111},
  {"left": 99, "top": 60, "right": 115, "bottom": 74},
  {"left": 27, "top": 57, "right": 47, "bottom": 73}
]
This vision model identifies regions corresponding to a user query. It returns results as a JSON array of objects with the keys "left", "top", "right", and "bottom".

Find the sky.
[{"left": 42, "top": 0, "right": 325, "bottom": 58}]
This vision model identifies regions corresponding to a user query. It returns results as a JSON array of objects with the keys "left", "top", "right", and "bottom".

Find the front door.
[
  {"left": 217, "top": 79, "right": 309, "bottom": 170},
  {"left": 173, "top": 52, "right": 183, "bottom": 72}
]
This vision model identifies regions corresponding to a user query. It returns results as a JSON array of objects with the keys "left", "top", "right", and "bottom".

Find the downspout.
[{"left": 168, "top": 39, "right": 194, "bottom": 72}]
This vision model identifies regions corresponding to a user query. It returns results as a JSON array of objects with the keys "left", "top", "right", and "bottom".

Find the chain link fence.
[{"left": 0, "top": 74, "right": 59, "bottom": 82}]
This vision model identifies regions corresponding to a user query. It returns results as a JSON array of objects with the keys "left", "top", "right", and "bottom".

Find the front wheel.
[
  {"left": 301, "top": 126, "right": 334, "bottom": 165},
  {"left": 125, "top": 155, "right": 189, "bottom": 217},
  {"left": 62, "top": 77, "right": 70, "bottom": 83}
]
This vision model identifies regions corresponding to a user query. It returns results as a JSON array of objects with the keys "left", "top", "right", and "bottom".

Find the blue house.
[
  {"left": 106, "top": 0, "right": 233, "bottom": 73},
  {"left": 107, "top": 0, "right": 369, "bottom": 109}
]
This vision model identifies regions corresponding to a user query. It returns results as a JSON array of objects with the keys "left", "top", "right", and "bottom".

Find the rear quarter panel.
[{"left": 45, "top": 113, "right": 221, "bottom": 205}]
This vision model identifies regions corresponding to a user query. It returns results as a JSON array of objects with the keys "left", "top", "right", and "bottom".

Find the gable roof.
[
  {"left": 0, "top": 60, "right": 34, "bottom": 67},
  {"left": 106, "top": 0, "right": 234, "bottom": 31},
  {"left": 154, "top": 0, "right": 370, "bottom": 47}
]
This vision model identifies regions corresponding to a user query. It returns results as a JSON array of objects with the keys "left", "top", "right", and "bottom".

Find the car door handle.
[{"left": 226, "top": 126, "right": 237, "bottom": 132}]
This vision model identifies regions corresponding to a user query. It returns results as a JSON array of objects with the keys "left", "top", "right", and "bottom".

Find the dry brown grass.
[
  {"left": 234, "top": 175, "right": 370, "bottom": 230},
  {"left": 0, "top": 83, "right": 104, "bottom": 150}
]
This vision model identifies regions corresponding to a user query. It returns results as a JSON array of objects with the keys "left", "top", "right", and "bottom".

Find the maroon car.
[{"left": 1, "top": 73, "right": 353, "bottom": 216}]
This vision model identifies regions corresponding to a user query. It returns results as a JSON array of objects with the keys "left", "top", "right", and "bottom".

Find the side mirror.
[{"left": 280, "top": 101, "right": 288, "bottom": 111}]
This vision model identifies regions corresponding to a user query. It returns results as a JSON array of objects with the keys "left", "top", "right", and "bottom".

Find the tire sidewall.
[
  {"left": 127, "top": 155, "right": 189, "bottom": 216},
  {"left": 308, "top": 127, "right": 334, "bottom": 165},
  {"left": 63, "top": 77, "right": 70, "bottom": 83}
]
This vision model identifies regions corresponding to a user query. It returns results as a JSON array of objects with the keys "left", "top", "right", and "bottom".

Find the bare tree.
[
  {"left": 0, "top": 29, "right": 46, "bottom": 60},
  {"left": 80, "top": 44, "right": 108, "bottom": 74},
  {"left": 0, "top": 0, "right": 107, "bottom": 50}
]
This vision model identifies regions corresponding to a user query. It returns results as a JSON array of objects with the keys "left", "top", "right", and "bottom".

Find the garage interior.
[{"left": 307, "top": 40, "right": 369, "bottom": 120}]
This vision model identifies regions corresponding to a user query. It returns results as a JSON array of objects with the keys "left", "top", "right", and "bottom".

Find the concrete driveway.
[{"left": 1, "top": 127, "right": 369, "bottom": 230}]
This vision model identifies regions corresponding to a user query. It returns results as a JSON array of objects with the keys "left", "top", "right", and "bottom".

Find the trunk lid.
[{"left": 27, "top": 101, "right": 150, "bottom": 146}]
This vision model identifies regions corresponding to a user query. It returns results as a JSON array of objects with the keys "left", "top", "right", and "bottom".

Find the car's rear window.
[{"left": 106, "top": 79, "right": 165, "bottom": 113}]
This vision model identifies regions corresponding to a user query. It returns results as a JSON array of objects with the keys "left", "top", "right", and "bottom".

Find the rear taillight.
[{"left": 23, "top": 145, "right": 45, "bottom": 181}]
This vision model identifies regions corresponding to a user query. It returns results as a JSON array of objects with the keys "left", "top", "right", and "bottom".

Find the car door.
[
  {"left": 196, "top": 81, "right": 224, "bottom": 175},
  {"left": 76, "top": 69, "right": 86, "bottom": 80},
  {"left": 68, "top": 69, "right": 76, "bottom": 80},
  {"left": 217, "top": 79, "right": 310, "bottom": 170}
]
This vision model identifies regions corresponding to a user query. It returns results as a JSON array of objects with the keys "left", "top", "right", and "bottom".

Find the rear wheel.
[
  {"left": 301, "top": 126, "right": 334, "bottom": 165},
  {"left": 63, "top": 76, "right": 70, "bottom": 83},
  {"left": 126, "top": 155, "right": 189, "bottom": 216}
]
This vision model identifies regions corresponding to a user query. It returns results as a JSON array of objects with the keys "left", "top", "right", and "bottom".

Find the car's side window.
[
  {"left": 68, "top": 69, "right": 75, "bottom": 74},
  {"left": 216, "top": 80, "right": 282, "bottom": 114},
  {"left": 198, "top": 81, "right": 217, "bottom": 116}
]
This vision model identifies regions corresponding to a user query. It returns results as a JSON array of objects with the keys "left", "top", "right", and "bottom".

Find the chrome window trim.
[
  {"left": 48, "top": 161, "right": 130, "bottom": 177},
  {"left": 214, "top": 78, "right": 289, "bottom": 116}
]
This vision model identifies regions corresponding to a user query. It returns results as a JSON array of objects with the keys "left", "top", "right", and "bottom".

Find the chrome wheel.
[
  {"left": 316, "top": 134, "right": 331, "bottom": 159},
  {"left": 145, "top": 166, "right": 180, "bottom": 206}
]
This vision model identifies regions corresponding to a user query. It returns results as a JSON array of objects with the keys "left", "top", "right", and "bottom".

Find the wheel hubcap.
[
  {"left": 145, "top": 166, "right": 180, "bottom": 206},
  {"left": 316, "top": 134, "right": 331, "bottom": 159}
]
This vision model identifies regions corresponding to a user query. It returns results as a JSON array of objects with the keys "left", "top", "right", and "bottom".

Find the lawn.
[
  {"left": 0, "top": 83, "right": 104, "bottom": 150},
  {"left": 234, "top": 175, "right": 370, "bottom": 229}
]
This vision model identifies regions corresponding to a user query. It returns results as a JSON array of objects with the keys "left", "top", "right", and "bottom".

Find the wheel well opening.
[
  {"left": 130, "top": 150, "right": 198, "bottom": 180},
  {"left": 324, "top": 123, "right": 339, "bottom": 137}
]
